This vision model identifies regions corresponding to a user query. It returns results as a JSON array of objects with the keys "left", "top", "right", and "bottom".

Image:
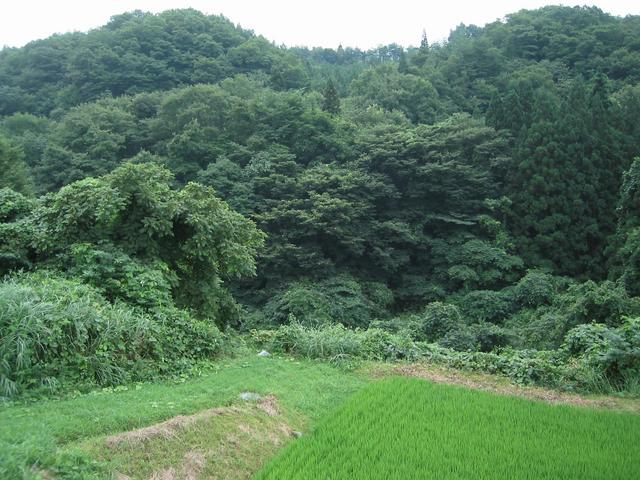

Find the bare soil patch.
[{"left": 256, "top": 395, "right": 280, "bottom": 417}]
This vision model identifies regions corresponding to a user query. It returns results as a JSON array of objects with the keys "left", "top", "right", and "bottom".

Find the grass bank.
[{"left": 0, "top": 355, "right": 369, "bottom": 479}]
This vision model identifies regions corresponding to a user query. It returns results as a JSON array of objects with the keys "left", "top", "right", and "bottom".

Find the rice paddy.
[{"left": 256, "top": 377, "right": 640, "bottom": 480}]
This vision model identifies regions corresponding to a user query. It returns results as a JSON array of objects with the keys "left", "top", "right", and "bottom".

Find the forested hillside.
[{"left": 1, "top": 5, "right": 640, "bottom": 399}]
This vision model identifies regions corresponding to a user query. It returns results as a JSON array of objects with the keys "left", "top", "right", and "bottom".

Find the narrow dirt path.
[{"left": 373, "top": 363, "right": 640, "bottom": 414}]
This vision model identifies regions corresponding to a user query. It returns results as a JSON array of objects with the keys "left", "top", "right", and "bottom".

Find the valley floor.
[{"left": 1, "top": 354, "right": 638, "bottom": 479}]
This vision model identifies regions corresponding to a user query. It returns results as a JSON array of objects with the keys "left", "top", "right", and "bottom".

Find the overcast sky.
[{"left": 1, "top": 1, "right": 638, "bottom": 50}]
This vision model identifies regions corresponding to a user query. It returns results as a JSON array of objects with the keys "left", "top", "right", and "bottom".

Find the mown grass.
[
  {"left": 0, "top": 355, "right": 368, "bottom": 479},
  {"left": 87, "top": 400, "right": 294, "bottom": 480},
  {"left": 256, "top": 377, "right": 640, "bottom": 480}
]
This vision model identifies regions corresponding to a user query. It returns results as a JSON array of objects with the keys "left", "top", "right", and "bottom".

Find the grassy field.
[
  {"left": 2, "top": 356, "right": 639, "bottom": 479},
  {"left": 0, "top": 355, "right": 368, "bottom": 479},
  {"left": 256, "top": 377, "right": 640, "bottom": 480}
]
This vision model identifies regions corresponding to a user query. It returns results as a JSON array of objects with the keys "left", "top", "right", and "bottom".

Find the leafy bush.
[
  {"left": 511, "top": 270, "right": 559, "bottom": 308},
  {"left": 419, "top": 344, "right": 566, "bottom": 387},
  {"left": 371, "top": 304, "right": 462, "bottom": 343},
  {"left": 456, "top": 289, "right": 513, "bottom": 324},
  {"left": 251, "top": 319, "right": 638, "bottom": 394},
  {"left": 0, "top": 273, "right": 223, "bottom": 398},
  {"left": 561, "top": 318, "right": 640, "bottom": 391},
  {"left": 263, "top": 275, "right": 392, "bottom": 328},
  {"left": 263, "top": 283, "right": 332, "bottom": 327},
  {"left": 62, "top": 243, "right": 177, "bottom": 309},
  {"left": 469, "top": 322, "right": 513, "bottom": 352},
  {"left": 29, "top": 162, "right": 265, "bottom": 327},
  {"left": 438, "top": 322, "right": 512, "bottom": 352},
  {"left": 370, "top": 312, "right": 423, "bottom": 337},
  {"left": 505, "top": 279, "right": 640, "bottom": 350},
  {"left": 0, "top": 188, "right": 35, "bottom": 276},
  {"left": 413, "top": 302, "right": 463, "bottom": 341},
  {"left": 256, "top": 323, "right": 565, "bottom": 387},
  {"left": 438, "top": 325, "right": 478, "bottom": 352},
  {"left": 506, "top": 310, "right": 568, "bottom": 350},
  {"left": 556, "top": 280, "right": 640, "bottom": 329},
  {"left": 153, "top": 306, "right": 224, "bottom": 364},
  {"left": 360, "top": 328, "right": 416, "bottom": 361}
]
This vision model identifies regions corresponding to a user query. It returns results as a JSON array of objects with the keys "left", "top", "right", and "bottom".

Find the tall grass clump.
[
  {"left": 252, "top": 322, "right": 417, "bottom": 362},
  {"left": 0, "top": 272, "right": 223, "bottom": 399},
  {"left": 257, "top": 378, "right": 640, "bottom": 480}
]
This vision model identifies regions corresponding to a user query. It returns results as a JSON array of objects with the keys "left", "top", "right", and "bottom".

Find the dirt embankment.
[
  {"left": 106, "top": 395, "right": 296, "bottom": 480},
  {"left": 376, "top": 363, "right": 640, "bottom": 414}
]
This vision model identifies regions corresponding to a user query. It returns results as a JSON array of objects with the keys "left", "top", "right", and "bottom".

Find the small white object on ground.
[
  {"left": 258, "top": 350, "right": 271, "bottom": 357},
  {"left": 239, "top": 392, "right": 262, "bottom": 402}
]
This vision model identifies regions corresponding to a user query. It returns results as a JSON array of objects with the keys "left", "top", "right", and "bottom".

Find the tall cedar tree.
[{"left": 322, "top": 79, "right": 341, "bottom": 114}]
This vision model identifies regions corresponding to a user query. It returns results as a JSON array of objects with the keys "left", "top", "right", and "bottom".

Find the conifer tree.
[
  {"left": 609, "top": 158, "right": 640, "bottom": 295},
  {"left": 322, "top": 79, "right": 340, "bottom": 114},
  {"left": 398, "top": 51, "right": 409, "bottom": 74},
  {"left": 412, "top": 30, "right": 430, "bottom": 67},
  {"left": 420, "top": 30, "right": 429, "bottom": 49}
]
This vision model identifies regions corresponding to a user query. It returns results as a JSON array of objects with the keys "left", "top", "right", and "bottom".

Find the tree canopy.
[{"left": 2, "top": 5, "right": 640, "bottom": 395}]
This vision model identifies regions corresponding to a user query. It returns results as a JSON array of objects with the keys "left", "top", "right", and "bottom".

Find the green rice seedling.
[{"left": 256, "top": 378, "right": 640, "bottom": 480}]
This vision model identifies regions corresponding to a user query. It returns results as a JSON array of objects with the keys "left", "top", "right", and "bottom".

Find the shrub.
[
  {"left": 63, "top": 243, "right": 177, "bottom": 309},
  {"left": 153, "top": 305, "right": 223, "bottom": 363},
  {"left": 0, "top": 273, "right": 223, "bottom": 398},
  {"left": 414, "top": 302, "right": 463, "bottom": 342},
  {"left": 251, "top": 322, "right": 636, "bottom": 394},
  {"left": 456, "top": 289, "right": 513, "bottom": 324},
  {"left": 438, "top": 322, "right": 512, "bottom": 352},
  {"left": 263, "top": 284, "right": 332, "bottom": 327},
  {"left": 556, "top": 280, "right": 640, "bottom": 329},
  {"left": 438, "top": 325, "right": 478, "bottom": 351},
  {"left": 263, "top": 275, "right": 392, "bottom": 328},
  {"left": 469, "top": 322, "right": 513, "bottom": 352},
  {"left": 511, "top": 270, "right": 559, "bottom": 308},
  {"left": 377, "top": 303, "right": 464, "bottom": 344},
  {"left": 0, "top": 188, "right": 35, "bottom": 276},
  {"left": 419, "top": 343, "right": 566, "bottom": 387},
  {"left": 561, "top": 317, "right": 640, "bottom": 391},
  {"left": 505, "top": 279, "right": 640, "bottom": 350},
  {"left": 506, "top": 309, "right": 568, "bottom": 350},
  {"left": 360, "top": 328, "right": 416, "bottom": 361},
  {"left": 29, "top": 162, "right": 265, "bottom": 327},
  {"left": 268, "top": 322, "right": 363, "bottom": 359},
  {"left": 370, "top": 312, "right": 423, "bottom": 338}
]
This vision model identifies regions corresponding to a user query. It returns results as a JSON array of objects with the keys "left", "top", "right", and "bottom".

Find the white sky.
[{"left": 1, "top": 1, "right": 638, "bottom": 50}]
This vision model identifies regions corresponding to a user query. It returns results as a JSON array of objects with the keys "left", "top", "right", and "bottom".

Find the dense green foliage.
[
  {"left": 0, "top": 273, "right": 223, "bottom": 398},
  {"left": 257, "top": 378, "right": 640, "bottom": 479},
  {"left": 2, "top": 5, "right": 640, "bottom": 398},
  {"left": 0, "top": 9, "right": 310, "bottom": 116},
  {"left": 0, "top": 162, "right": 263, "bottom": 397},
  {"left": 252, "top": 316, "right": 640, "bottom": 393}
]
